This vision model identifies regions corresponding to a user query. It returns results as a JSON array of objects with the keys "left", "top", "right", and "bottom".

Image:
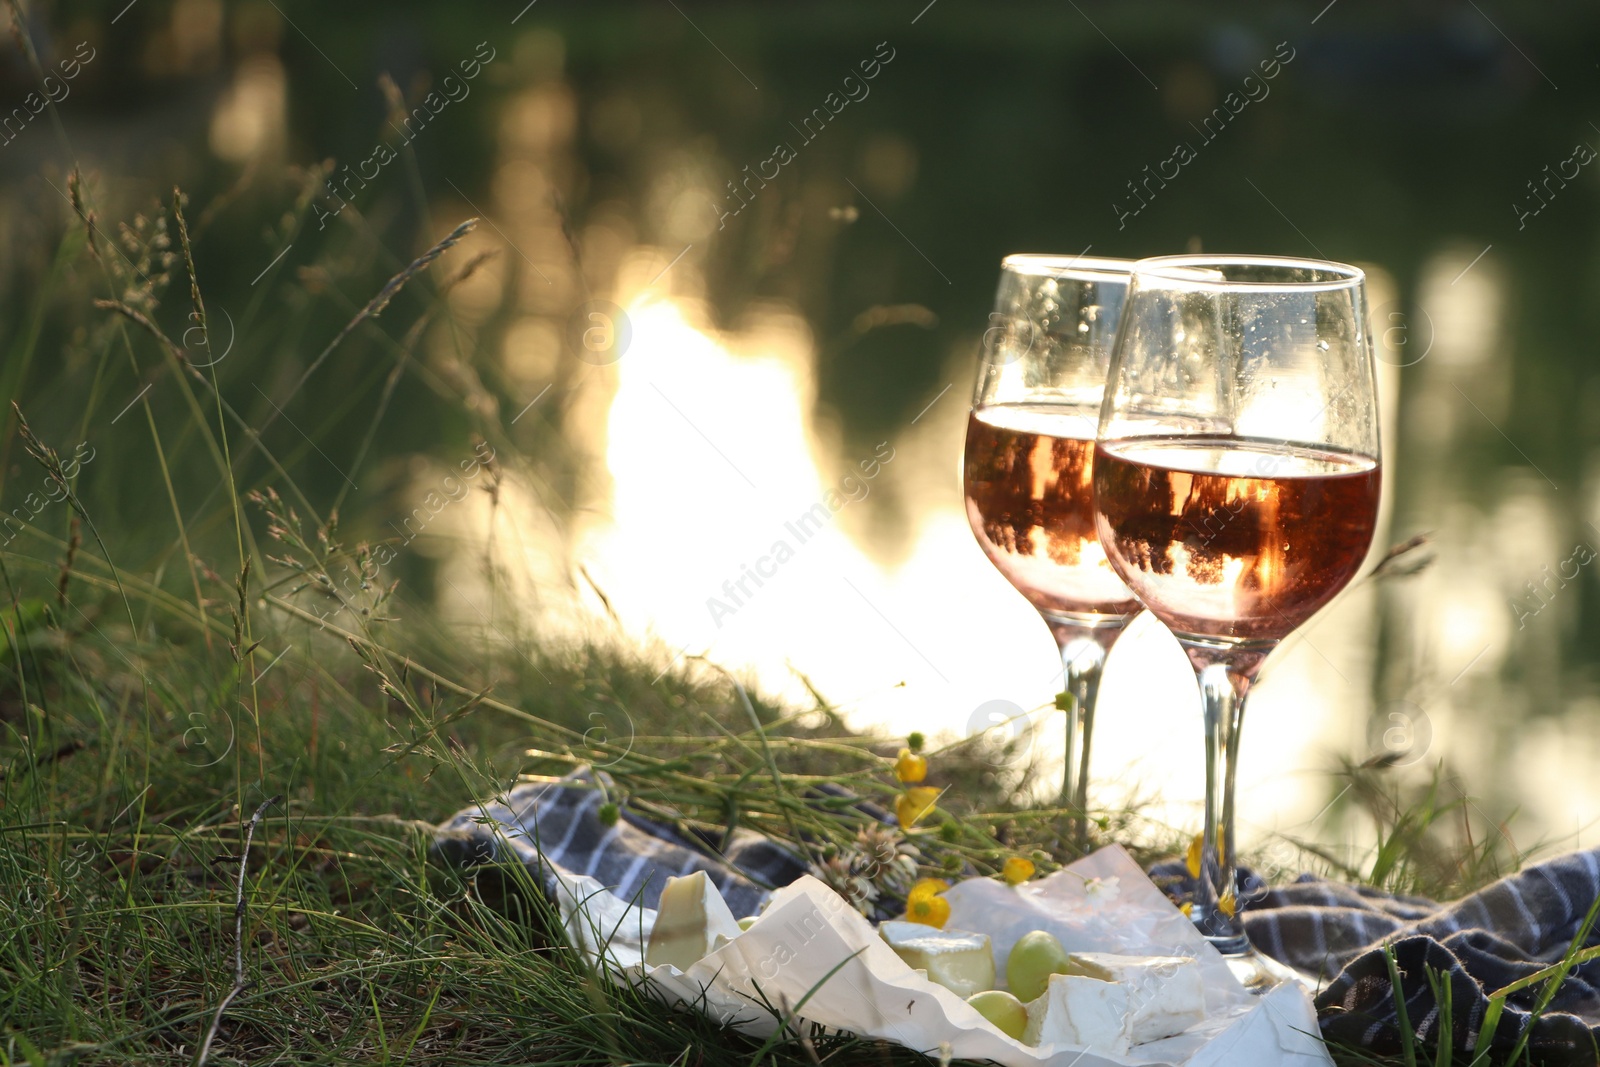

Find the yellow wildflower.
[
  {"left": 1002, "top": 857, "right": 1035, "bottom": 885},
  {"left": 894, "top": 748, "right": 928, "bottom": 784},
  {"left": 1218, "top": 889, "right": 1237, "bottom": 918},
  {"left": 896, "top": 786, "right": 940, "bottom": 828},
  {"left": 904, "top": 878, "right": 951, "bottom": 928},
  {"left": 1184, "top": 833, "right": 1224, "bottom": 879}
]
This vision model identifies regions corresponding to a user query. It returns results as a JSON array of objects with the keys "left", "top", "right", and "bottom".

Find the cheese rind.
[
  {"left": 879, "top": 920, "right": 996, "bottom": 998},
  {"left": 1023, "top": 972, "right": 1132, "bottom": 1053},
  {"left": 644, "top": 871, "right": 744, "bottom": 971},
  {"left": 1062, "top": 952, "right": 1205, "bottom": 1043}
]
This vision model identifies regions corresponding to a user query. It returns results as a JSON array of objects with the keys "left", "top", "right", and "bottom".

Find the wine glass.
[
  {"left": 963, "top": 254, "right": 1143, "bottom": 847},
  {"left": 1093, "top": 255, "right": 1381, "bottom": 976}
]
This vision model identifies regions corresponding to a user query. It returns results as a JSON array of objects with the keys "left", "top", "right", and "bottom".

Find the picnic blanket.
[
  {"left": 432, "top": 769, "right": 1600, "bottom": 1062},
  {"left": 1147, "top": 857, "right": 1600, "bottom": 1061},
  {"left": 429, "top": 768, "right": 818, "bottom": 920}
]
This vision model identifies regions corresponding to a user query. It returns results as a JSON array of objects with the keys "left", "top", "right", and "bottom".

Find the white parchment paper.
[{"left": 551, "top": 844, "right": 1333, "bottom": 1067}]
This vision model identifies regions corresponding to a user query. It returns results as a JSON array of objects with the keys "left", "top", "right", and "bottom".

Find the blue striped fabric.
[
  {"left": 429, "top": 768, "right": 810, "bottom": 919},
  {"left": 433, "top": 770, "right": 1600, "bottom": 1058},
  {"left": 1151, "top": 852, "right": 1600, "bottom": 1059}
]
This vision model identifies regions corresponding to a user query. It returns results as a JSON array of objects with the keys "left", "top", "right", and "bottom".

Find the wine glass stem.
[
  {"left": 1186, "top": 647, "right": 1263, "bottom": 953},
  {"left": 1046, "top": 617, "right": 1125, "bottom": 851},
  {"left": 1063, "top": 640, "right": 1103, "bottom": 846}
]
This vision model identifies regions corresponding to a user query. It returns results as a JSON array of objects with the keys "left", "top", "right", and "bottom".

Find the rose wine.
[
  {"left": 1093, "top": 436, "right": 1380, "bottom": 642},
  {"left": 964, "top": 405, "right": 1140, "bottom": 618}
]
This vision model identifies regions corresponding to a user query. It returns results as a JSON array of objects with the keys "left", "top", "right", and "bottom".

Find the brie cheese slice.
[
  {"left": 1063, "top": 952, "right": 1205, "bottom": 1043},
  {"left": 1023, "top": 972, "right": 1132, "bottom": 1053},
  {"left": 879, "top": 920, "right": 996, "bottom": 998},
  {"left": 644, "top": 870, "right": 744, "bottom": 971}
]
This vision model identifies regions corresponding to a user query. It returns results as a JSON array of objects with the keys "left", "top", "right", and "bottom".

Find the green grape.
[
  {"left": 966, "top": 990, "right": 1028, "bottom": 1040},
  {"left": 1006, "top": 929, "right": 1069, "bottom": 1003}
]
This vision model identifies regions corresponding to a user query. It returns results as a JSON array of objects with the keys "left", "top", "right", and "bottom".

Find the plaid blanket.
[
  {"left": 1147, "top": 856, "right": 1600, "bottom": 1061},
  {"left": 433, "top": 769, "right": 1600, "bottom": 1061},
  {"left": 1270, "top": 860, "right": 1600, "bottom": 1060},
  {"left": 430, "top": 769, "right": 811, "bottom": 919}
]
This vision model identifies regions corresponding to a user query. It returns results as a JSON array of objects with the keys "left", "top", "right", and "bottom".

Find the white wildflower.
[
  {"left": 1082, "top": 875, "right": 1121, "bottom": 909},
  {"left": 811, "top": 853, "right": 881, "bottom": 915}
]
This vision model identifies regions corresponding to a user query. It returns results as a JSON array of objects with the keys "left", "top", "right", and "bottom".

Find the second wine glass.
[
  {"left": 1094, "top": 254, "right": 1382, "bottom": 975},
  {"left": 963, "top": 254, "right": 1142, "bottom": 846}
]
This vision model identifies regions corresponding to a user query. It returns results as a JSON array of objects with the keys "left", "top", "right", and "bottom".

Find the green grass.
[
  {"left": 0, "top": 479, "right": 1086, "bottom": 1067},
  {"left": 0, "top": 164, "right": 1569, "bottom": 1067}
]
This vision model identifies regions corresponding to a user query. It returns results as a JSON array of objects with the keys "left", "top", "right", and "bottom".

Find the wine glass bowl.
[
  {"left": 966, "top": 404, "right": 1142, "bottom": 620},
  {"left": 970, "top": 254, "right": 1135, "bottom": 400},
  {"left": 1093, "top": 255, "right": 1382, "bottom": 966},
  {"left": 963, "top": 254, "right": 1143, "bottom": 845},
  {"left": 1092, "top": 436, "right": 1380, "bottom": 646}
]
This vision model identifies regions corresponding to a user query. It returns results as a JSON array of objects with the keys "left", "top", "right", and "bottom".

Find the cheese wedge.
[
  {"left": 1062, "top": 952, "right": 1205, "bottom": 1043},
  {"left": 644, "top": 871, "right": 743, "bottom": 971},
  {"left": 1023, "top": 972, "right": 1132, "bottom": 1053},
  {"left": 879, "top": 920, "right": 996, "bottom": 998}
]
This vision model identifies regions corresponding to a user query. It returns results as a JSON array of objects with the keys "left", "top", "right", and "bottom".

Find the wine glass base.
[
  {"left": 1213, "top": 943, "right": 1314, "bottom": 994},
  {"left": 1202, "top": 930, "right": 1252, "bottom": 957}
]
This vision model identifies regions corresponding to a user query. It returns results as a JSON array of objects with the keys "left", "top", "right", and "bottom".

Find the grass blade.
[{"left": 1384, "top": 943, "right": 1418, "bottom": 1067}]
